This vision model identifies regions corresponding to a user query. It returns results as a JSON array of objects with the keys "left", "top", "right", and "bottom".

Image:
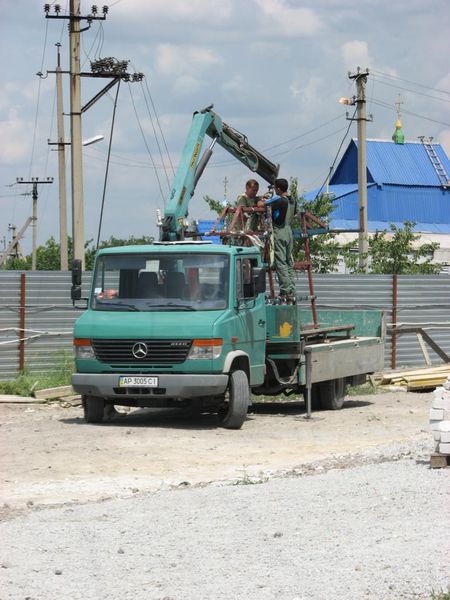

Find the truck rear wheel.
[
  {"left": 218, "top": 370, "right": 249, "bottom": 429},
  {"left": 318, "top": 378, "right": 346, "bottom": 410},
  {"left": 83, "top": 395, "right": 105, "bottom": 423}
]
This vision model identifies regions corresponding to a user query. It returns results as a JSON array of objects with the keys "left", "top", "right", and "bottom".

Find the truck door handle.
[{"left": 258, "top": 319, "right": 266, "bottom": 327}]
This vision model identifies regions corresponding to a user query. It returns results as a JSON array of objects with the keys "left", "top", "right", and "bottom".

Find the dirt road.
[{"left": 0, "top": 390, "right": 434, "bottom": 512}]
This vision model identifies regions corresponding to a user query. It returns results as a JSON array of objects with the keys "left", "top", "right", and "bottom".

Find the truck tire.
[
  {"left": 83, "top": 395, "right": 105, "bottom": 423},
  {"left": 218, "top": 370, "right": 249, "bottom": 429},
  {"left": 318, "top": 378, "right": 346, "bottom": 410}
]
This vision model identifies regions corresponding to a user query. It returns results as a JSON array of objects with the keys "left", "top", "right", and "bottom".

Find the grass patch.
[
  {"left": 431, "top": 589, "right": 450, "bottom": 600},
  {"left": 0, "top": 353, "right": 73, "bottom": 396},
  {"left": 347, "top": 382, "right": 388, "bottom": 396}
]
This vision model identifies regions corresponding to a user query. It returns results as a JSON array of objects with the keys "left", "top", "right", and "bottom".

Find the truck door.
[{"left": 235, "top": 257, "right": 266, "bottom": 385}]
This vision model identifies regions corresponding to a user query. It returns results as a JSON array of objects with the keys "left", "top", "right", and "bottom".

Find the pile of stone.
[{"left": 430, "top": 376, "right": 450, "bottom": 455}]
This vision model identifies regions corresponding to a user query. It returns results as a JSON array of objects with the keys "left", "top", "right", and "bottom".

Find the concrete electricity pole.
[
  {"left": 15, "top": 178, "right": 54, "bottom": 270},
  {"left": 348, "top": 68, "right": 370, "bottom": 271},
  {"left": 45, "top": 2, "right": 109, "bottom": 270},
  {"left": 54, "top": 42, "right": 69, "bottom": 271},
  {"left": 69, "top": 0, "right": 85, "bottom": 269}
]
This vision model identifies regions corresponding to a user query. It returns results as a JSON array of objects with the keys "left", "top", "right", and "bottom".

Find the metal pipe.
[
  {"left": 305, "top": 348, "right": 312, "bottom": 419},
  {"left": 19, "top": 273, "right": 26, "bottom": 372},
  {"left": 391, "top": 273, "right": 398, "bottom": 369}
]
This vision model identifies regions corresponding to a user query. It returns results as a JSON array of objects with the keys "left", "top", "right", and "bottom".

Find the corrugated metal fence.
[{"left": 1, "top": 271, "right": 450, "bottom": 379}]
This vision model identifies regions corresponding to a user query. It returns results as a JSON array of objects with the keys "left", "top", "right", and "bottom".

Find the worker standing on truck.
[
  {"left": 236, "top": 179, "right": 261, "bottom": 231},
  {"left": 264, "top": 178, "right": 297, "bottom": 303}
]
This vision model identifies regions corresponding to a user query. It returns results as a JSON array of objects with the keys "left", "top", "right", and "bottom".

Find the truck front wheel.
[
  {"left": 83, "top": 395, "right": 105, "bottom": 423},
  {"left": 218, "top": 370, "right": 249, "bottom": 429},
  {"left": 318, "top": 378, "right": 346, "bottom": 410}
]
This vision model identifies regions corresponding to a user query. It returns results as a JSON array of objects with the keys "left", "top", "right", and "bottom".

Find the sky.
[{"left": 1, "top": 0, "right": 450, "bottom": 254}]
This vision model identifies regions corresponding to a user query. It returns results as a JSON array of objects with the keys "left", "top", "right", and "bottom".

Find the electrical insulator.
[
  {"left": 54, "top": 4, "right": 60, "bottom": 13},
  {"left": 102, "top": 5, "right": 108, "bottom": 14},
  {"left": 92, "top": 4, "right": 98, "bottom": 14},
  {"left": 44, "top": 3, "right": 50, "bottom": 13}
]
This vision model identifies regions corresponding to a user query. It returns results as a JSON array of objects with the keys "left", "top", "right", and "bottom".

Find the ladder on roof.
[{"left": 419, "top": 137, "right": 450, "bottom": 190}]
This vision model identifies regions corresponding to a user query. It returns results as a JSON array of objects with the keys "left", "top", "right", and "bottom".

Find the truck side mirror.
[
  {"left": 71, "top": 285, "right": 82, "bottom": 301},
  {"left": 71, "top": 259, "right": 87, "bottom": 308},
  {"left": 72, "top": 259, "right": 82, "bottom": 286},
  {"left": 253, "top": 267, "right": 266, "bottom": 294}
]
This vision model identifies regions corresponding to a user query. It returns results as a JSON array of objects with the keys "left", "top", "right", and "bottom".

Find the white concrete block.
[
  {"left": 432, "top": 398, "right": 450, "bottom": 410},
  {"left": 440, "top": 431, "right": 450, "bottom": 443},
  {"left": 438, "top": 420, "right": 450, "bottom": 432},
  {"left": 429, "top": 408, "right": 444, "bottom": 421},
  {"left": 430, "top": 420, "right": 443, "bottom": 431},
  {"left": 444, "top": 410, "right": 450, "bottom": 421},
  {"left": 438, "top": 442, "right": 450, "bottom": 454}
]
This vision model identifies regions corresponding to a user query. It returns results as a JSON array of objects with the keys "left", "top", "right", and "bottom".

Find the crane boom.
[{"left": 160, "top": 106, "right": 279, "bottom": 241}]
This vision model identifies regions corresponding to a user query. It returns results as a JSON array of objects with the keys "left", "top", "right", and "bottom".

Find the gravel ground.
[{"left": 1, "top": 441, "right": 449, "bottom": 600}]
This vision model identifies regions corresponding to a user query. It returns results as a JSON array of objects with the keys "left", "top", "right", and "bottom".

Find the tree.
[
  {"left": 290, "top": 179, "right": 341, "bottom": 273},
  {"left": 204, "top": 195, "right": 225, "bottom": 216},
  {"left": 341, "top": 221, "right": 442, "bottom": 274},
  {"left": 3, "top": 235, "right": 154, "bottom": 271}
]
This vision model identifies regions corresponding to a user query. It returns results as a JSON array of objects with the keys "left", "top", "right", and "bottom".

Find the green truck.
[{"left": 71, "top": 107, "right": 384, "bottom": 428}]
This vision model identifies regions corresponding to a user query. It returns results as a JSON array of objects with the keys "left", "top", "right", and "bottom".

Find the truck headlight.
[
  {"left": 73, "top": 338, "right": 94, "bottom": 359},
  {"left": 187, "top": 339, "right": 223, "bottom": 360}
]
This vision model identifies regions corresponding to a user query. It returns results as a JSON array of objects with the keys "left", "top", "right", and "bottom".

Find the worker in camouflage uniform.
[
  {"left": 264, "top": 178, "right": 297, "bottom": 302},
  {"left": 236, "top": 179, "right": 261, "bottom": 232}
]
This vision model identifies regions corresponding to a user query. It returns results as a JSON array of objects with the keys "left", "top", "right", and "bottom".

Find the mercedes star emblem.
[{"left": 132, "top": 342, "right": 148, "bottom": 359}]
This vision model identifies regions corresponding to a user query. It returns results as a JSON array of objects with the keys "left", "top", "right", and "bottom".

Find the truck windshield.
[{"left": 91, "top": 252, "right": 229, "bottom": 312}]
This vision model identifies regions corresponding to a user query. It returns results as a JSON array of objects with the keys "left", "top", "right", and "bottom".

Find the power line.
[
  {"left": 209, "top": 114, "right": 345, "bottom": 167},
  {"left": 128, "top": 83, "right": 166, "bottom": 205},
  {"left": 97, "top": 80, "right": 121, "bottom": 248},
  {"left": 370, "top": 68, "right": 450, "bottom": 96},
  {"left": 371, "top": 98, "right": 450, "bottom": 127},
  {"left": 143, "top": 77, "right": 175, "bottom": 175},
  {"left": 270, "top": 125, "right": 349, "bottom": 159},
  {"left": 312, "top": 107, "right": 357, "bottom": 201},
  {"left": 139, "top": 81, "right": 171, "bottom": 191},
  {"left": 372, "top": 75, "right": 450, "bottom": 105}
]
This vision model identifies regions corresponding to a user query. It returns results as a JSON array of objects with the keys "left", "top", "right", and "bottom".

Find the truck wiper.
[
  {"left": 146, "top": 303, "right": 196, "bottom": 311},
  {"left": 96, "top": 301, "right": 140, "bottom": 312}
]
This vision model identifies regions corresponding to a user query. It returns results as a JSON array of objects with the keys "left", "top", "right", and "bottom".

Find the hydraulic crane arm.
[{"left": 161, "top": 106, "right": 279, "bottom": 241}]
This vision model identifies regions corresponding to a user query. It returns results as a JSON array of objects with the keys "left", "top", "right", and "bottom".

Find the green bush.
[{"left": 0, "top": 353, "right": 74, "bottom": 397}]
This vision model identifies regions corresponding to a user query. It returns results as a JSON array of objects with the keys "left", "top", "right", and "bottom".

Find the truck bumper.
[{"left": 71, "top": 373, "right": 229, "bottom": 399}]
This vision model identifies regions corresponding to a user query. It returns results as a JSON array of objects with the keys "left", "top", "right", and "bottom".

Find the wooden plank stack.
[
  {"left": 380, "top": 365, "right": 450, "bottom": 391},
  {"left": 429, "top": 377, "right": 450, "bottom": 468}
]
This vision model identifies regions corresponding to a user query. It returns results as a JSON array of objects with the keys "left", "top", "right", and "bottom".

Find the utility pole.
[
  {"left": 69, "top": 0, "right": 84, "bottom": 269},
  {"left": 55, "top": 43, "right": 68, "bottom": 270},
  {"left": 348, "top": 67, "right": 370, "bottom": 271},
  {"left": 15, "top": 178, "right": 54, "bottom": 270}
]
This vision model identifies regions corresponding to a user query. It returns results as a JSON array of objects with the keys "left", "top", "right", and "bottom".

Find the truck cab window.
[{"left": 236, "top": 258, "right": 257, "bottom": 301}]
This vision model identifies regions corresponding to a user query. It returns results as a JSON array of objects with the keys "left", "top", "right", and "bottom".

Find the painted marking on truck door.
[{"left": 273, "top": 321, "right": 293, "bottom": 339}]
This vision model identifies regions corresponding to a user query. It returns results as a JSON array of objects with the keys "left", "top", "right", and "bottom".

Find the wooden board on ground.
[
  {"left": 33, "top": 385, "right": 74, "bottom": 400},
  {"left": 430, "top": 452, "right": 450, "bottom": 469}
]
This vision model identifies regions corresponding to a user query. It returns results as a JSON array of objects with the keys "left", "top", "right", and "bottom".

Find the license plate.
[{"left": 119, "top": 376, "right": 159, "bottom": 387}]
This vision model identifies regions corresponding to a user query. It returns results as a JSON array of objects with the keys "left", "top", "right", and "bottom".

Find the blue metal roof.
[
  {"left": 195, "top": 219, "right": 221, "bottom": 244},
  {"left": 306, "top": 183, "right": 450, "bottom": 233},
  {"left": 329, "top": 139, "right": 450, "bottom": 187}
]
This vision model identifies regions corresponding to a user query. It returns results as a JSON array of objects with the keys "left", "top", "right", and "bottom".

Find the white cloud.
[
  {"left": 341, "top": 40, "right": 371, "bottom": 70},
  {"left": 0, "top": 108, "right": 30, "bottom": 163},
  {"left": 112, "top": 0, "right": 233, "bottom": 23},
  {"left": 155, "top": 44, "right": 222, "bottom": 77},
  {"left": 254, "top": 0, "right": 322, "bottom": 37},
  {"left": 290, "top": 76, "right": 323, "bottom": 103}
]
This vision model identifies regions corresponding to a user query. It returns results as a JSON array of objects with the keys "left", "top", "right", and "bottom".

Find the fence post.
[
  {"left": 19, "top": 272, "right": 26, "bottom": 372},
  {"left": 391, "top": 273, "right": 397, "bottom": 370}
]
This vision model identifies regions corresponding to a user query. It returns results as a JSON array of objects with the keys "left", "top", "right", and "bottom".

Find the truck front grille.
[{"left": 92, "top": 339, "right": 192, "bottom": 365}]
